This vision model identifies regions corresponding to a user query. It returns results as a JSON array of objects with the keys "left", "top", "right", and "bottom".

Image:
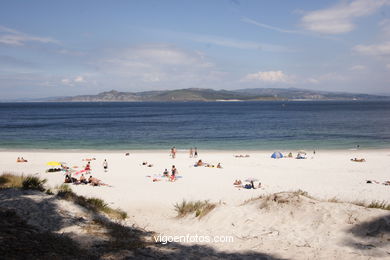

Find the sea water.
[{"left": 0, "top": 101, "right": 389, "bottom": 150}]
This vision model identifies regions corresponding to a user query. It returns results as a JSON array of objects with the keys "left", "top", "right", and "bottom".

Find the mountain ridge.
[{"left": 32, "top": 88, "right": 390, "bottom": 102}]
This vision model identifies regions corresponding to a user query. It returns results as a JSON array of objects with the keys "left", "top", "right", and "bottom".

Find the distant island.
[{"left": 52, "top": 88, "right": 389, "bottom": 102}]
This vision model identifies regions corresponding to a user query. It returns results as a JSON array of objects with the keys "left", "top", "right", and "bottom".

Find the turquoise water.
[{"left": 0, "top": 101, "right": 389, "bottom": 150}]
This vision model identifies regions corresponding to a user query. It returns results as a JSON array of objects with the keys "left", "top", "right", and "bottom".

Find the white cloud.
[
  {"left": 306, "top": 78, "right": 320, "bottom": 84},
  {"left": 188, "top": 34, "right": 288, "bottom": 52},
  {"left": 301, "top": 0, "right": 390, "bottom": 34},
  {"left": 74, "top": 76, "right": 85, "bottom": 82},
  {"left": 242, "top": 70, "right": 290, "bottom": 83},
  {"left": 0, "top": 25, "right": 58, "bottom": 46},
  {"left": 242, "top": 17, "right": 302, "bottom": 34},
  {"left": 379, "top": 19, "right": 390, "bottom": 37},
  {"left": 97, "top": 44, "right": 223, "bottom": 85},
  {"left": 349, "top": 65, "right": 366, "bottom": 71},
  {"left": 353, "top": 42, "right": 390, "bottom": 56}
]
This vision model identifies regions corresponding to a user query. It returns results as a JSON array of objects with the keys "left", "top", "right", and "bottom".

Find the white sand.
[{"left": 1, "top": 149, "right": 390, "bottom": 258}]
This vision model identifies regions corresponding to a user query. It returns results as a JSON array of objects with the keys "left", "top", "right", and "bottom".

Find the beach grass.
[
  {"left": 0, "top": 173, "right": 25, "bottom": 188},
  {"left": 22, "top": 176, "right": 47, "bottom": 191},
  {"left": 0, "top": 173, "right": 47, "bottom": 192},
  {"left": 366, "top": 200, "right": 390, "bottom": 210},
  {"left": 56, "top": 185, "right": 127, "bottom": 220},
  {"left": 174, "top": 200, "right": 216, "bottom": 218}
]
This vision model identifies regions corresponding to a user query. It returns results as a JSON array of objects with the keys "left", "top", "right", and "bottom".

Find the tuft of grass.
[
  {"left": 45, "top": 188, "right": 54, "bottom": 195},
  {"left": 292, "top": 189, "right": 314, "bottom": 199},
  {"left": 0, "top": 173, "right": 25, "bottom": 188},
  {"left": 174, "top": 200, "right": 216, "bottom": 218},
  {"left": 56, "top": 188, "right": 127, "bottom": 220},
  {"left": 327, "top": 197, "right": 341, "bottom": 203},
  {"left": 22, "top": 176, "right": 47, "bottom": 191},
  {"left": 367, "top": 201, "right": 390, "bottom": 210}
]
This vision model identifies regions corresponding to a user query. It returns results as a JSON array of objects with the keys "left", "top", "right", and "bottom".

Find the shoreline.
[{"left": 1, "top": 147, "right": 390, "bottom": 153}]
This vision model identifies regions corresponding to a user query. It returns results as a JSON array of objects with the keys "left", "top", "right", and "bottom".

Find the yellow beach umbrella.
[{"left": 47, "top": 161, "right": 61, "bottom": 166}]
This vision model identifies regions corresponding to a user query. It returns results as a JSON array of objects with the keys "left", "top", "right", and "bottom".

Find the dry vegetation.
[
  {"left": 174, "top": 200, "right": 217, "bottom": 218},
  {"left": 0, "top": 173, "right": 47, "bottom": 191},
  {"left": 56, "top": 184, "right": 127, "bottom": 220}
]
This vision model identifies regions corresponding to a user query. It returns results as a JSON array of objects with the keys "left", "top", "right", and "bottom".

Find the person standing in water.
[{"left": 103, "top": 159, "right": 108, "bottom": 172}]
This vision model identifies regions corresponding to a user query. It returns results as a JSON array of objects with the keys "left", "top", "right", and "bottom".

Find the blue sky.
[{"left": 0, "top": 0, "right": 389, "bottom": 99}]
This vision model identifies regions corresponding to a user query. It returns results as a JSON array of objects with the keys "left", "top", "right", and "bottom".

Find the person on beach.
[
  {"left": 163, "top": 169, "right": 169, "bottom": 177},
  {"left": 172, "top": 146, "right": 177, "bottom": 158},
  {"left": 217, "top": 163, "right": 222, "bottom": 168},
  {"left": 194, "top": 147, "right": 198, "bottom": 158},
  {"left": 189, "top": 147, "right": 193, "bottom": 158},
  {"left": 170, "top": 165, "right": 178, "bottom": 181},
  {"left": 88, "top": 176, "right": 108, "bottom": 186},
  {"left": 103, "top": 159, "right": 108, "bottom": 172},
  {"left": 79, "top": 174, "right": 88, "bottom": 184},
  {"left": 85, "top": 162, "right": 91, "bottom": 173},
  {"left": 196, "top": 159, "right": 203, "bottom": 167}
]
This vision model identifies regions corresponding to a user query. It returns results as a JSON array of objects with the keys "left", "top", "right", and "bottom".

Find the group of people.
[
  {"left": 351, "top": 158, "right": 366, "bottom": 162},
  {"left": 62, "top": 159, "right": 110, "bottom": 187},
  {"left": 64, "top": 174, "right": 108, "bottom": 186},
  {"left": 189, "top": 147, "right": 198, "bottom": 158},
  {"left": 170, "top": 147, "right": 199, "bottom": 159},
  {"left": 195, "top": 159, "right": 222, "bottom": 168},
  {"left": 161, "top": 165, "right": 178, "bottom": 182},
  {"left": 233, "top": 179, "right": 261, "bottom": 189},
  {"left": 16, "top": 157, "right": 28, "bottom": 162}
]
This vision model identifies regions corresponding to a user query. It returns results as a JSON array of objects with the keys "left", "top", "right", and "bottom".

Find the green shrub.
[
  {"left": 57, "top": 189, "right": 127, "bottom": 220},
  {"left": 22, "top": 176, "right": 47, "bottom": 191}
]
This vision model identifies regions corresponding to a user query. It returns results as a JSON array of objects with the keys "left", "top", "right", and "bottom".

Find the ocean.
[{"left": 0, "top": 101, "right": 389, "bottom": 150}]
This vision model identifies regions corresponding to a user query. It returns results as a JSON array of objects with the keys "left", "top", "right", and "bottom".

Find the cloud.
[
  {"left": 96, "top": 44, "right": 223, "bottom": 85},
  {"left": 353, "top": 42, "right": 390, "bottom": 56},
  {"left": 301, "top": 0, "right": 390, "bottom": 34},
  {"left": 241, "top": 17, "right": 302, "bottom": 34},
  {"left": 242, "top": 70, "right": 290, "bottom": 83},
  {"left": 349, "top": 65, "right": 366, "bottom": 71},
  {"left": 306, "top": 78, "right": 320, "bottom": 84},
  {"left": 187, "top": 33, "right": 289, "bottom": 52},
  {"left": 61, "top": 75, "right": 86, "bottom": 86},
  {"left": 0, "top": 25, "right": 58, "bottom": 46}
]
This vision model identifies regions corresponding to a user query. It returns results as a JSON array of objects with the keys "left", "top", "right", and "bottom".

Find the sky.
[{"left": 0, "top": 0, "right": 390, "bottom": 99}]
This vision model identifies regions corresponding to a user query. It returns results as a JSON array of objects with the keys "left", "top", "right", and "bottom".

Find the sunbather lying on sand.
[
  {"left": 16, "top": 157, "right": 28, "bottom": 162},
  {"left": 88, "top": 176, "right": 109, "bottom": 186},
  {"left": 383, "top": 181, "right": 390, "bottom": 186},
  {"left": 366, "top": 180, "right": 380, "bottom": 184},
  {"left": 351, "top": 158, "right": 366, "bottom": 162},
  {"left": 82, "top": 158, "right": 96, "bottom": 161},
  {"left": 233, "top": 180, "right": 242, "bottom": 185},
  {"left": 195, "top": 160, "right": 203, "bottom": 166},
  {"left": 234, "top": 154, "right": 250, "bottom": 158}
]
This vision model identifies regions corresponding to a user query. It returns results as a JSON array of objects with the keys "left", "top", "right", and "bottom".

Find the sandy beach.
[{"left": 1, "top": 149, "right": 390, "bottom": 258}]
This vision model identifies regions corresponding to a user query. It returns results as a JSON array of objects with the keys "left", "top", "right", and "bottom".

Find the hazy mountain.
[{"left": 51, "top": 88, "right": 390, "bottom": 102}]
